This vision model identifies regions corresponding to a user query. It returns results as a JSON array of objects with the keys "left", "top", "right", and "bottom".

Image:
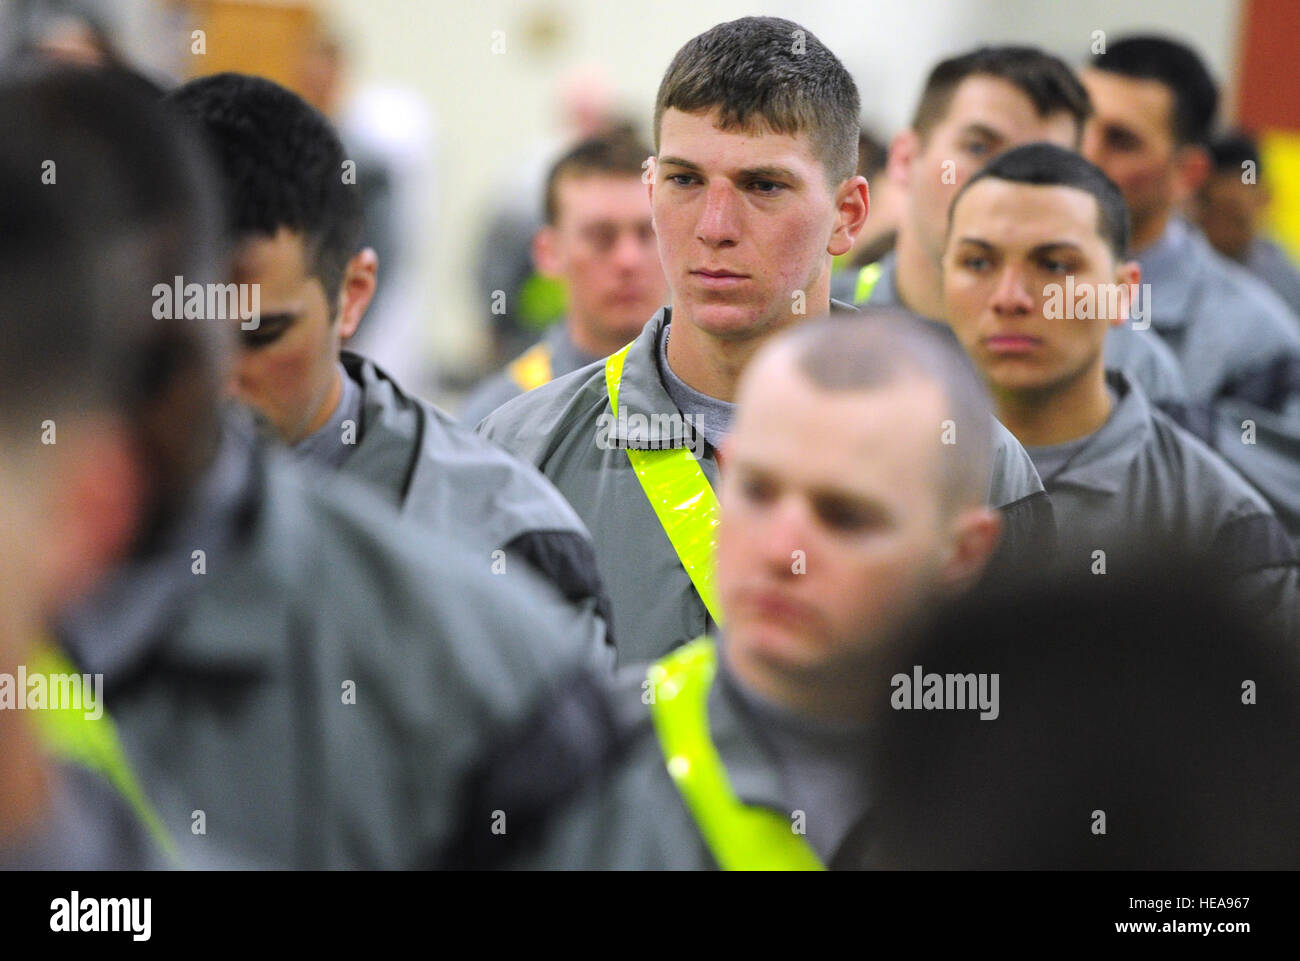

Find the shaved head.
[{"left": 759, "top": 308, "right": 995, "bottom": 514}]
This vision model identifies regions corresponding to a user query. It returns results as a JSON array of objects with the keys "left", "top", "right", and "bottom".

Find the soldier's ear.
[
  {"left": 829, "top": 175, "right": 870, "bottom": 258},
  {"left": 41, "top": 420, "right": 144, "bottom": 608},
  {"left": 336, "top": 248, "right": 378, "bottom": 342},
  {"left": 887, "top": 129, "right": 920, "bottom": 191},
  {"left": 938, "top": 506, "right": 1001, "bottom": 593},
  {"left": 1112, "top": 260, "right": 1142, "bottom": 328},
  {"left": 532, "top": 226, "right": 562, "bottom": 277},
  {"left": 1172, "top": 144, "right": 1212, "bottom": 204}
]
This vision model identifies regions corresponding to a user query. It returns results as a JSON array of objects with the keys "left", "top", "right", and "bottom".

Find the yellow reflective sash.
[
  {"left": 28, "top": 643, "right": 178, "bottom": 862},
  {"left": 648, "top": 638, "right": 825, "bottom": 870},
  {"left": 853, "top": 261, "right": 883, "bottom": 305},
  {"left": 605, "top": 343, "right": 722, "bottom": 624},
  {"left": 507, "top": 341, "right": 554, "bottom": 393}
]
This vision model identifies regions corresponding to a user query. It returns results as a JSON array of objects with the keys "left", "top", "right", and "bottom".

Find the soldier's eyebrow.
[
  {"left": 957, "top": 122, "right": 1005, "bottom": 143},
  {"left": 1028, "top": 241, "right": 1085, "bottom": 257},
  {"left": 659, "top": 156, "right": 802, "bottom": 185},
  {"left": 658, "top": 156, "right": 702, "bottom": 171}
]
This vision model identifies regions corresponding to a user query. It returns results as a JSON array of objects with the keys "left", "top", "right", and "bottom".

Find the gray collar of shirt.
[
  {"left": 609, "top": 302, "right": 860, "bottom": 451},
  {"left": 1039, "top": 371, "right": 1151, "bottom": 496},
  {"left": 291, "top": 362, "right": 363, "bottom": 470},
  {"left": 710, "top": 640, "right": 874, "bottom": 861},
  {"left": 707, "top": 652, "right": 792, "bottom": 812}
]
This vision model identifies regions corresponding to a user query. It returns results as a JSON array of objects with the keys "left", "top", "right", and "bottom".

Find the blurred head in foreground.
[{"left": 868, "top": 553, "right": 1300, "bottom": 869}]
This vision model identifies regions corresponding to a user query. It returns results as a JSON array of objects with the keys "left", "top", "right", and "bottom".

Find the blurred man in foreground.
[
  {"left": 452, "top": 312, "right": 1000, "bottom": 869},
  {"left": 4, "top": 67, "right": 604, "bottom": 870}
]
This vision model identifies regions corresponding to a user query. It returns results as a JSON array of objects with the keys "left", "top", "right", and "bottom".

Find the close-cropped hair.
[
  {"left": 911, "top": 46, "right": 1092, "bottom": 146},
  {"left": 654, "top": 16, "right": 860, "bottom": 186},
  {"left": 951, "top": 142, "right": 1131, "bottom": 260},
  {"left": 167, "top": 72, "right": 363, "bottom": 303}
]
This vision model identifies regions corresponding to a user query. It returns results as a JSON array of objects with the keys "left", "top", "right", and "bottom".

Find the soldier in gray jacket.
[
  {"left": 480, "top": 19, "right": 1054, "bottom": 665},
  {"left": 1083, "top": 37, "right": 1300, "bottom": 535},
  {"left": 458, "top": 132, "right": 668, "bottom": 426},
  {"left": 941, "top": 144, "right": 1297, "bottom": 632},
  {"left": 168, "top": 73, "right": 611, "bottom": 646},
  {"left": 4, "top": 68, "right": 605, "bottom": 870},
  {"left": 454, "top": 311, "right": 1003, "bottom": 870}
]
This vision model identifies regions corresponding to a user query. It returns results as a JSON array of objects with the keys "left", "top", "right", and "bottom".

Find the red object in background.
[{"left": 1236, "top": 0, "right": 1300, "bottom": 133}]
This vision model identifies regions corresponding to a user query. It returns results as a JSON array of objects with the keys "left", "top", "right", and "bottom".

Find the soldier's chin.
[
  {"left": 678, "top": 296, "right": 767, "bottom": 338},
  {"left": 730, "top": 619, "right": 828, "bottom": 674}
]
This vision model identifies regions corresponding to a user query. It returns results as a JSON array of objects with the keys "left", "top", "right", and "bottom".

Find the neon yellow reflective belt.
[
  {"left": 28, "top": 643, "right": 178, "bottom": 863},
  {"left": 853, "top": 261, "right": 883, "bottom": 305},
  {"left": 605, "top": 343, "right": 722, "bottom": 624},
  {"left": 507, "top": 341, "right": 554, "bottom": 393},
  {"left": 649, "top": 638, "right": 825, "bottom": 870}
]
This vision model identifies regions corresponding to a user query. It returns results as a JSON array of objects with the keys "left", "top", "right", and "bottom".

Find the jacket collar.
[
  {"left": 340, "top": 351, "right": 426, "bottom": 500},
  {"left": 606, "top": 307, "right": 701, "bottom": 451},
  {"left": 1045, "top": 371, "right": 1151, "bottom": 497}
]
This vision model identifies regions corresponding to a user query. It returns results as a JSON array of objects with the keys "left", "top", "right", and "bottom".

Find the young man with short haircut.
[
  {"left": 168, "top": 73, "right": 611, "bottom": 645},
  {"left": 1083, "top": 35, "right": 1300, "bottom": 535},
  {"left": 495, "top": 311, "right": 1001, "bottom": 869},
  {"left": 941, "top": 143, "right": 1297, "bottom": 632},
  {"left": 481, "top": 18, "right": 1050, "bottom": 664},
  {"left": 6, "top": 68, "right": 607, "bottom": 870},
  {"left": 1082, "top": 35, "right": 1300, "bottom": 398},
  {"left": 460, "top": 133, "right": 668, "bottom": 424}
]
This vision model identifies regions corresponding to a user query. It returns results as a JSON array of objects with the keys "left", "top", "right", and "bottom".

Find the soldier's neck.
[
  {"left": 994, "top": 363, "right": 1113, "bottom": 447},
  {"left": 722, "top": 639, "right": 879, "bottom": 725},
  {"left": 297, "top": 364, "right": 344, "bottom": 443},
  {"left": 1131, "top": 206, "right": 1173, "bottom": 257},
  {"left": 667, "top": 298, "right": 830, "bottom": 403},
  {"left": 567, "top": 314, "right": 637, "bottom": 361},
  {"left": 893, "top": 226, "right": 947, "bottom": 322}
]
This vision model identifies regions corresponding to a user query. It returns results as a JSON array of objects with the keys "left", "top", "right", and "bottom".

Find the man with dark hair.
[
  {"left": 1083, "top": 36, "right": 1300, "bottom": 401},
  {"left": 3, "top": 67, "right": 608, "bottom": 869},
  {"left": 851, "top": 44, "right": 1190, "bottom": 412},
  {"left": 168, "top": 73, "right": 611, "bottom": 648},
  {"left": 480, "top": 19, "right": 1044, "bottom": 665},
  {"left": 472, "top": 310, "right": 1001, "bottom": 869},
  {"left": 1194, "top": 131, "right": 1300, "bottom": 318},
  {"left": 942, "top": 143, "right": 1297, "bottom": 631},
  {"left": 459, "top": 132, "right": 668, "bottom": 424}
]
